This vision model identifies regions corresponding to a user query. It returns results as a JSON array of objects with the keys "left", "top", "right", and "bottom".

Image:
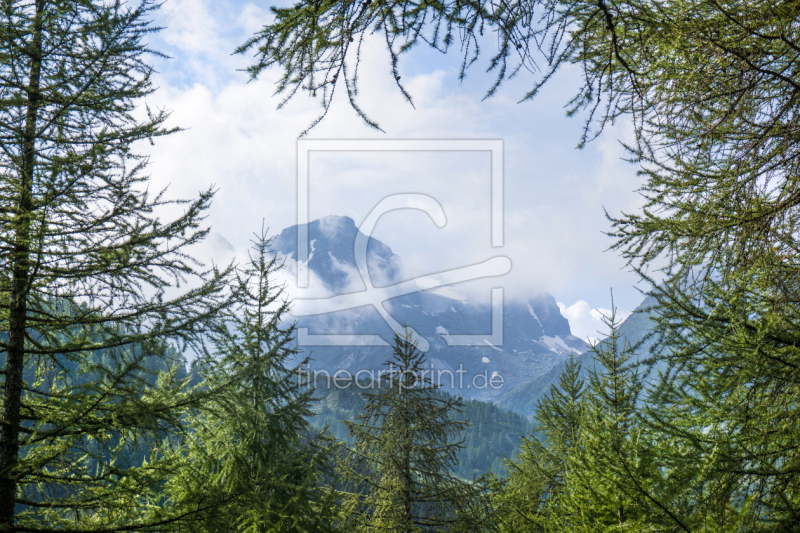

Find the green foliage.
[
  {"left": 570, "top": 306, "right": 671, "bottom": 531},
  {"left": 640, "top": 281, "right": 800, "bottom": 531},
  {"left": 598, "top": 11, "right": 800, "bottom": 523},
  {"left": 164, "top": 229, "right": 338, "bottom": 533},
  {"left": 458, "top": 399, "right": 530, "bottom": 480},
  {"left": 498, "top": 298, "right": 798, "bottom": 532},
  {"left": 493, "top": 354, "right": 585, "bottom": 532},
  {"left": 338, "top": 329, "right": 493, "bottom": 532},
  {"left": 310, "top": 379, "right": 530, "bottom": 480},
  {"left": 497, "top": 306, "right": 690, "bottom": 532},
  {"left": 0, "top": 1, "right": 232, "bottom": 529}
]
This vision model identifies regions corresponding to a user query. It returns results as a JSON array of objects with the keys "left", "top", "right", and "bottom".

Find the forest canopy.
[{"left": 0, "top": 0, "right": 797, "bottom": 531}]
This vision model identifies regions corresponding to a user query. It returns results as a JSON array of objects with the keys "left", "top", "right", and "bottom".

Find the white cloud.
[
  {"left": 318, "top": 215, "right": 347, "bottom": 239},
  {"left": 557, "top": 300, "right": 631, "bottom": 346},
  {"left": 160, "top": 0, "right": 220, "bottom": 53},
  {"left": 141, "top": 1, "right": 647, "bottom": 316},
  {"left": 237, "top": 3, "right": 271, "bottom": 35}
]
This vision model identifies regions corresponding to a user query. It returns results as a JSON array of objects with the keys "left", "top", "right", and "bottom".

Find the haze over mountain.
[{"left": 273, "top": 215, "right": 590, "bottom": 403}]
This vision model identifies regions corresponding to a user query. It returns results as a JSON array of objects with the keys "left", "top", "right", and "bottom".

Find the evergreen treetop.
[
  {"left": 340, "top": 328, "right": 493, "bottom": 532},
  {"left": 165, "top": 227, "right": 337, "bottom": 533}
]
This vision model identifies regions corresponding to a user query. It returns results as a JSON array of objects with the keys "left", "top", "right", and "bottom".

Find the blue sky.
[{"left": 141, "top": 0, "right": 647, "bottom": 343}]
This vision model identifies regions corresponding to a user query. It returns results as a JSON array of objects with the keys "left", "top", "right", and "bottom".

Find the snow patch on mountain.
[
  {"left": 484, "top": 340, "right": 503, "bottom": 352},
  {"left": 527, "top": 304, "right": 544, "bottom": 329},
  {"left": 538, "top": 335, "right": 575, "bottom": 354}
]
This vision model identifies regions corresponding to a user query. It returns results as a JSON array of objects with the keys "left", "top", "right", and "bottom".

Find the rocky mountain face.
[
  {"left": 496, "top": 295, "right": 659, "bottom": 418},
  {"left": 274, "top": 215, "right": 588, "bottom": 403}
]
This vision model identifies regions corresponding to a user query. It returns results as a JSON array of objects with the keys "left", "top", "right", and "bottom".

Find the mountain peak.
[
  {"left": 316, "top": 215, "right": 356, "bottom": 238},
  {"left": 272, "top": 215, "right": 403, "bottom": 293}
]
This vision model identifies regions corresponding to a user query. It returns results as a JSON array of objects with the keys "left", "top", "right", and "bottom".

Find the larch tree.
[
  {"left": 571, "top": 307, "right": 667, "bottom": 532},
  {"left": 165, "top": 228, "right": 338, "bottom": 533},
  {"left": 0, "top": 0, "right": 232, "bottom": 529},
  {"left": 493, "top": 355, "right": 585, "bottom": 533},
  {"left": 339, "top": 329, "right": 492, "bottom": 532},
  {"left": 498, "top": 306, "right": 684, "bottom": 532}
]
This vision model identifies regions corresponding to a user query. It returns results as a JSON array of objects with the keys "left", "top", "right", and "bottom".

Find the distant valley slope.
[
  {"left": 497, "top": 295, "right": 659, "bottom": 418},
  {"left": 309, "top": 379, "right": 531, "bottom": 479}
]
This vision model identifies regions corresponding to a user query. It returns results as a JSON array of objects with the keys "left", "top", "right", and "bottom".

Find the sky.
[{"left": 140, "top": 0, "right": 648, "bottom": 344}]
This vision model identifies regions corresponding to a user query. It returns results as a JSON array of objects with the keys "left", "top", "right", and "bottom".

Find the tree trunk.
[
  {"left": 0, "top": 0, "right": 45, "bottom": 526},
  {"left": 401, "top": 391, "right": 412, "bottom": 529}
]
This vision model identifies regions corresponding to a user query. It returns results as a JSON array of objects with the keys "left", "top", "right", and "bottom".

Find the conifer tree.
[
  {"left": 571, "top": 307, "right": 666, "bottom": 531},
  {"left": 166, "top": 227, "right": 337, "bottom": 533},
  {"left": 498, "top": 305, "right": 694, "bottom": 532},
  {"left": 641, "top": 280, "right": 800, "bottom": 531},
  {"left": 0, "top": 1, "right": 231, "bottom": 529},
  {"left": 494, "top": 355, "right": 584, "bottom": 532},
  {"left": 340, "top": 328, "right": 492, "bottom": 532}
]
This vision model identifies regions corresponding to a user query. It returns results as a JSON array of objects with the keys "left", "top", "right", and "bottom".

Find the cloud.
[
  {"left": 160, "top": 0, "right": 220, "bottom": 54},
  {"left": 142, "top": 0, "right": 647, "bottom": 317},
  {"left": 557, "top": 300, "right": 631, "bottom": 345},
  {"left": 318, "top": 215, "right": 347, "bottom": 239},
  {"left": 237, "top": 3, "right": 271, "bottom": 36}
]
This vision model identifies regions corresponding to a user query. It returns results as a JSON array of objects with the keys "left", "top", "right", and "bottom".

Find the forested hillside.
[{"left": 310, "top": 379, "right": 531, "bottom": 479}]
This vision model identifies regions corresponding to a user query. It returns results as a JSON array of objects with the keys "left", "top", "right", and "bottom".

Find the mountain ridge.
[{"left": 274, "top": 215, "right": 589, "bottom": 403}]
